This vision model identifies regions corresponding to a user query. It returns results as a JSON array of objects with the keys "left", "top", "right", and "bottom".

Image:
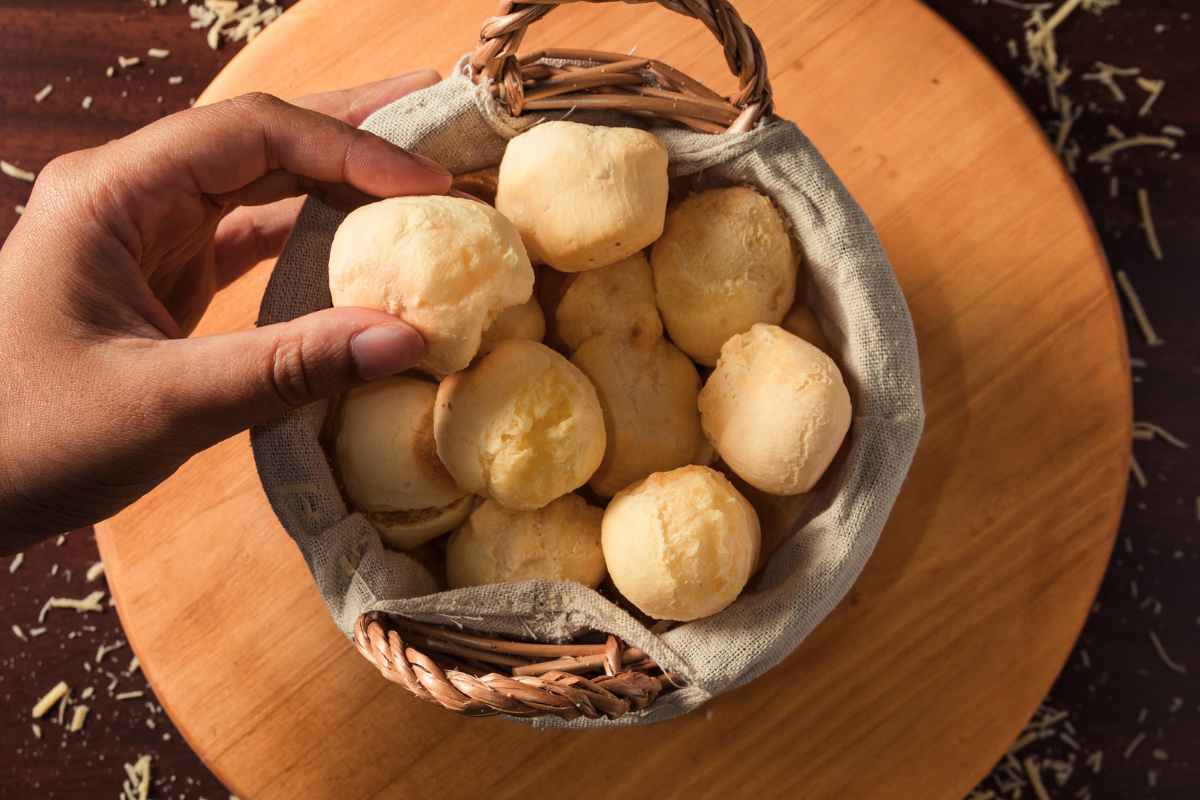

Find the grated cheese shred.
[
  {"left": 69, "top": 704, "right": 89, "bottom": 732},
  {"left": 1135, "top": 77, "right": 1165, "bottom": 117},
  {"left": 32, "top": 681, "right": 70, "bottom": 718},
  {"left": 1148, "top": 631, "right": 1187, "bottom": 674},
  {"left": 1135, "top": 188, "right": 1165, "bottom": 261},
  {"left": 1114, "top": 270, "right": 1163, "bottom": 346},
  {"left": 1088, "top": 134, "right": 1176, "bottom": 163},
  {"left": 1129, "top": 453, "right": 1148, "bottom": 488},
  {"left": 1, "top": 160, "right": 37, "bottom": 182}
]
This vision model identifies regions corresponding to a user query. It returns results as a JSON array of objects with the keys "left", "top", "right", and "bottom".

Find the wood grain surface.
[
  {"left": 2, "top": 2, "right": 1196, "bottom": 799},
  {"left": 90, "top": 1, "right": 1132, "bottom": 798}
]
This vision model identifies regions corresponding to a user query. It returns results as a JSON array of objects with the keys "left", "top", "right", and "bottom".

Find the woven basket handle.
[{"left": 470, "top": 0, "right": 771, "bottom": 133}]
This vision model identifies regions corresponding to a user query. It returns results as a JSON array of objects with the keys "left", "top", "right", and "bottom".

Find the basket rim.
[{"left": 353, "top": 611, "right": 676, "bottom": 720}]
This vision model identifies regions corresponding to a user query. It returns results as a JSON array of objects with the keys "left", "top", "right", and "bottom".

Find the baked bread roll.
[
  {"left": 367, "top": 496, "right": 475, "bottom": 552},
  {"left": 479, "top": 296, "right": 546, "bottom": 355},
  {"left": 328, "top": 195, "right": 534, "bottom": 376},
  {"left": 434, "top": 339, "right": 606, "bottom": 510},
  {"left": 572, "top": 335, "right": 702, "bottom": 497},
  {"left": 334, "top": 377, "right": 469, "bottom": 548},
  {"left": 496, "top": 121, "right": 668, "bottom": 272},
  {"left": 651, "top": 186, "right": 797, "bottom": 365},
  {"left": 698, "top": 323, "right": 851, "bottom": 495},
  {"left": 602, "top": 466, "right": 760, "bottom": 621},
  {"left": 447, "top": 494, "right": 606, "bottom": 589},
  {"left": 555, "top": 253, "right": 663, "bottom": 352},
  {"left": 782, "top": 303, "right": 832, "bottom": 355}
]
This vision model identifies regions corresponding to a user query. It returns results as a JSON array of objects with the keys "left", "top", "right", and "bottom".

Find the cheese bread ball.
[
  {"left": 335, "top": 377, "right": 467, "bottom": 512},
  {"left": 572, "top": 336, "right": 702, "bottom": 497},
  {"left": 602, "top": 466, "right": 760, "bottom": 621},
  {"left": 651, "top": 186, "right": 797, "bottom": 365},
  {"left": 434, "top": 339, "right": 606, "bottom": 510},
  {"left": 367, "top": 495, "right": 475, "bottom": 552},
  {"left": 699, "top": 324, "right": 851, "bottom": 495},
  {"left": 447, "top": 494, "right": 606, "bottom": 589},
  {"left": 328, "top": 195, "right": 534, "bottom": 376},
  {"left": 782, "top": 303, "right": 832, "bottom": 355},
  {"left": 555, "top": 253, "right": 663, "bottom": 352},
  {"left": 496, "top": 121, "right": 668, "bottom": 272},
  {"left": 479, "top": 296, "right": 546, "bottom": 355}
]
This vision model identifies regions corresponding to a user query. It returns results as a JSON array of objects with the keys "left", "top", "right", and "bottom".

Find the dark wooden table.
[{"left": 0, "top": 2, "right": 1195, "bottom": 798}]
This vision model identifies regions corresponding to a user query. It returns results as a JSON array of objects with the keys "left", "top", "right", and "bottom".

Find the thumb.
[{"left": 150, "top": 307, "right": 424, "bottom": 448}]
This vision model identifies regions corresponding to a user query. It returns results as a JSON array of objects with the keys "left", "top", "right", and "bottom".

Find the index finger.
[
  {"left": 105, "top": 89, "right": 450, "bottom": 205},
  {"left": 291, "top": 70, "right": 442, "bottom": 127}
]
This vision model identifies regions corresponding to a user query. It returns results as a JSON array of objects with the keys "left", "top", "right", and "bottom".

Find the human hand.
[{"left": 0, "top": 71, "right": 451, "bottom": 550}]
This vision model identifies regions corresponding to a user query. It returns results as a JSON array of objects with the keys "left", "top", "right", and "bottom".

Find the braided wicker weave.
[
  {"left": 471, "top": 0, "right": 772, "bottom": 133},
  {"left": 354, "top": 0, "right": 772, "bottom": 720}
]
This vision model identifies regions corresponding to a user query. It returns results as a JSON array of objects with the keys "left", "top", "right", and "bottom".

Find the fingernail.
[{"left": 350, "top": 323, "right": 425, "bottom": 381}]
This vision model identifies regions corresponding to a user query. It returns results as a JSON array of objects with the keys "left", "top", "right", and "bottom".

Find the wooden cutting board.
[{"left": 95, "top": 1, "right": 1131, "bottom": 798}]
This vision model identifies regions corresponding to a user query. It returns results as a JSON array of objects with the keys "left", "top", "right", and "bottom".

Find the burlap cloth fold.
[{"left": 250, "top": 58, "right": 924, "bottom": 727}]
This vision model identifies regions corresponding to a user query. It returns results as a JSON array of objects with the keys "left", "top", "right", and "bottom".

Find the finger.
[
  {"left": 208, "top": 71, "right": 443, "bottom": 279},
  {"left": 291, "top": 69, "right": 441, "bottom": 126},
  {"left": 211, "top": 196, "right": 306, "bottom": 288},
  {"left": 148, "top": 307, "right": 425, "bottom": 449},
  {"left": 106, "top": 91, "right": 451, "bottom": 206}
]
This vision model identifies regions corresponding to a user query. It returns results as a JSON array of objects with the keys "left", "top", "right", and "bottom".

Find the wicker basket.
[{"left": 352, "top": 0, "right": 773, "bottom": 721}]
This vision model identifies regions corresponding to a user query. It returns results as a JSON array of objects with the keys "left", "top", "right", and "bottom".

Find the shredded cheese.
[
  {"left": 1, "top": 160, "right": 36, "bottom": 182},
  {"left": 147, "top": 47, "right": 171, "bottom": 58},
  {"left": 1124, "top": 731, "right": 1147, "bottom": 758},
  {"left": 1129, "top": 453, "right": 1148, "bottom": 488},
  {"left": 1088, "top": 133, "right": 1176, "bottom": 163},
  {"left": 1161, "top": 124, "right": 1185, "bottom": 137},
  {"left": 126, "top": 656, "right": 141, "bottom": 676},
  {"left": 96, "top": 641, "right": 126, "bottom": 663},
  {"left": 1136, "top": 77, "right": 1165, "bottom": 117},
  {"left": 86, "top": 562, "right": 105, "bottom": 582},
  {"left": 32, "top": 681, "right": 70, "bottom": 718},
  {"left": 81, "top": 686, "right": 94, "bottom": 700},
  {"left": 69, "top": 704, "right": 89, "bottom": 732},
  {"left": 1081, "top": 61, "right": 1138, "bottom": 102},
  {"left": 117, "top": 56, "right": 142, "bottom": 68},
  {"left": 1053, "top": 95, "right": 1082, "bottom": 154},
  {"left": 34, "top": 84, "right": 53, "bottom": 102},
  {"left": 9, "top": 552, "right": 24, "bottom": 573},
  {"left": 1148, "top": 631, "right": 1187, "bottom": 674},
  {"left": 116, "top": 690, "right": 145, "bottom": 701},
  {"left": 1028, "top": 0, "right": 1085, "bottom": 47},
  {"left": 1024, "top": 757, "right": 1052, "bottom": 800},
  {"left": 14, "top": 204, "right": 24, "bottom": 215},
  {"left": 28, "top": 627, "right": 46, "bottom": 637},
  {"left": 32, "top": 723, "right": 42, "bottom": 739},
  {"left": 1135, "top": 189, "right": 1165, "bottom": 261},
  {"left": 1133, "top": 422, "right": 1188, "bottom": 448},
  {"left": 42, "top": 591, "right": 107, "bottom": 622},
  {"left": 106, "top": 65, "right": 116, "bottom": 78},
  {"left": 1108, "top": 176, "right": 1119, "bottom": 198},
  {"left": 1114, "top": 270, "right": 1163, "bottom": 346},
  {"left": 12, "top": 624, "right": 27, "bottom": 641},
  {"left": 1087, "top": 750, "right": 1103, "bottom": 773},
  {"left": 168, "top": 75, "right": 184, "bottom": 85}
]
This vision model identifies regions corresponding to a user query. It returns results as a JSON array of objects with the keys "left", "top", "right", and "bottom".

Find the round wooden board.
[{"left": 96, "top": 1, "right": 1131, "bottom": 798}]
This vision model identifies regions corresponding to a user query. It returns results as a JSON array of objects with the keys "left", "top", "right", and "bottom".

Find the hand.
[{"left": 0, "top": 71, "right": 451, "bottom": 550}]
